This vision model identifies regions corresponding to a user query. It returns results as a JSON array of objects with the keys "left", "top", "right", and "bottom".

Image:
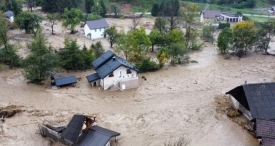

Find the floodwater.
[{"left": 1, "top": 42, "right": 272, "bottom": 145}]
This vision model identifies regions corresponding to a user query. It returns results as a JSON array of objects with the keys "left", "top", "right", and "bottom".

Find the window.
[
  {"left": 109, "top": 72, "right": 114, "bottom": 77},
  {"left": 126, "top": 69, "right": 132, "bottom": 74}
]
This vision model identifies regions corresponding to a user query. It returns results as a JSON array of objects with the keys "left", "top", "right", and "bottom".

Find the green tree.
[
  {"left": 104, "top": 26, "right": 119, "bottom": 48},
  {"left": 82, "top": 45, "right": 96, "bottom": 68},
  {"left": 110, "top": 4, "right": 119, "bottom": 17},
  {"left": 202, "top": 25, "right": 215, "bottom": 43},
  {"left": 217, "top": 27, "right": 234, "bottom": 54},
  {"left": 91, "top": 3, "right": 102, "bottom": 16},
  {"left": 154, "top": 17, "right": 167, "bottom": 33},
  {"left": 86, "top": 14, "right": 102, "bottom": 20},
  {"left": 116, "top": 31, "right": 133, "bottom": 61},
  {"left": 168, "top": 43, "right": 187, "bottom": 63},
  {"left": 47, "top": 13, "right": 60, "bottom": 35},
  {"left": 149, "top": 29, "right": 163, "bottom": 52},
  {"left": 232, "top": 21, "right": 257, "bottom": 56},
  {"left": 255, "top": 19, "right": 275, "bottom": 54},
  {"left": 159, "top": 0, "right": 180, "bottom": 30},
  {"left": 5, "top": 0, "right": 22, "bottom": 16},
  {"left": 99, "top": 0, "right": 106, "bottom": 17},
  {"left": 15, "top": 11, "right": 43, "bottom": 34},
  {"left": 157, "top": 47, "right": 170, "bottom": 68},
  {"left": 151, "top": 3, "right": 159, "bottom": 16},
  {"left": 181, "top": 3, "right": 200, "bottom": 28},
  {"left": 41, "top": 0, "right": 78, "bottom": 13},
  {"left": 23, "top": 30, "right": 57, "bottom": 84},
  {"left": 59, "top": 37, "right": 85, "bottom": 70},
  {"left": 85, "top": 0, "right": 94, "bottom": 14},
  {"left": 166, "top": 29, "right": 185, "bottom": 45},
  {"left": 91, "top": 41, "right": 104, "bottom": 58},
  {"left": 62, "top": 8, "right": 82, "bottom": 34}
]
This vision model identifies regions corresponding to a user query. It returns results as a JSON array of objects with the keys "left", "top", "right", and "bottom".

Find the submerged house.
[
  {"left": 200, "top": 10, "right": 221, "bottom": 23},
  {"left": 4, "top": 11, "right": 14, "bottom": 23},
  {"left": 39, "top": 114, "right": 120, "bottom": 146},
  {"left": 84, "top": 19, "right": 109, "bottom": 40},
  {"left": 226, "top": 82, "right": 275, "bottom": 120},
  {"left": 51, "top": 76, "right": 77, "bottom": 88},
  {"left": 221, "top": 13, "right": 243, "bottom": 22},
  {"left": 86, "top": 50, "right": 139, "bottom": 91},
  {"left": 253, "top": 119, "right": 275, "bottom": 146}
]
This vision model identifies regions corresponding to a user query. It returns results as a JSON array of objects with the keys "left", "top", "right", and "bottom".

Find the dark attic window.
[
  {"left": 109, "top": 72, "right": 114, "bottom": 77},
  {"left": 127, "top": 69, "right": 131, "bottom": 74}
]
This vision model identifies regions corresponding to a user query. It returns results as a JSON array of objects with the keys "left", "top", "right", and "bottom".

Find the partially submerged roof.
[
  {"left": 96, "top": 56, "right": 138, "bottom": 78},
  {"left": 202, "top": 10, "right": 221, "bottom": 18},
  {"left": 86, "top": 73, "right": 100, "bottom": 82},
  {"left": 4, "top": 11, "right": 13, "bottom": 17},
  {"left": 255, "top": 119, "right": 275, "bottom": 139},
  {"left": 86, "top": 19, "right": 109, "bottom": 30},
  {"left": 54, "top": 76, "right": 77, "bottom": 87},
  {"left": 74, "top": 125, "right": 120, "bottom": 146},
  {"left": 60, "top": 115, "right": 85, "bottom": 144},
  {"left": 262, "top": 137, "right": 275, "bottom": 146},
  {"left": 226, "top": 83, "right": 275, "bottom": 120},
  {"left": 92, "top": 50, "right": 114, "bottom": 69}
]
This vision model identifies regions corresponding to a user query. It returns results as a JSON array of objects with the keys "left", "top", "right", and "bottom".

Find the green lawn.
[{"left": 248, "top": 16, "right": 271, "bottom": 22}]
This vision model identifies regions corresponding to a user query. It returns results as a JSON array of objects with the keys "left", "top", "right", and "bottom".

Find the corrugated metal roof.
[
  {"left": 74, "top": 126, "right": 120, "bottom": 146},
  {"left": 202, "top": 10, "right": 221, "bottom": 18},
  {"left": 86, "top": 19, "right": 109, "bottom": 30},
  {"left": 226, "top": 83, "right": 275, "bottom": 120},
  {"left": 86, "top": 73, "right": 100, "bottom": 82},
  {"left": 261, "top": 137, "right": 275, "bottom": 146},
  {"left": 4, "top": 11, "right": 13, "bottom": 17},
  {"left": 255, "top": 119, "right": 275, "bottom": 139},
  {"left": 92, "top": 50, "right": 114, "bottom": 69},
  {"left": 60, "top": 115, "right": 85, "bottom": 144},
  {"left": 54, "top": 76, "right": 77, "bottom": 87}
]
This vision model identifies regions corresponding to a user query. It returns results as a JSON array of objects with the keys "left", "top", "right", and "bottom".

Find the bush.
[
  {"left": 218, "top": 23, "right": 230, "bottom": 29},
  {"left": 0, "top": 45, "right": 22, "bottom": 68},
  {"left": 135, "top": 58, "right": 159, "bottom": 72}
]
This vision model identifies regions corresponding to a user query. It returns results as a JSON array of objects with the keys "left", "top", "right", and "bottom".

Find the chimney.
[{"left": 112, "top": 56, "right": 116, "bottom": 61}]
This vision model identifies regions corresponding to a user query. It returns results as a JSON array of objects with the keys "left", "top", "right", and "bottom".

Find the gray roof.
[
  {"left": 86, "top": 73, "right": 100, "bottom": 82},
  {"left": 92, "top": 50, "right": 114, "bottom": 69},
  {"left": 262, "top": 137, "right": 275, "bottom": 146},
  {"left": 255, "top": 119, "right": 275, "bottom": 139},
  {"left": 96, "top": 55, "right": 138, "bottom": 79},
  {"left": 222, "top": 13, "right": 240, "bottom": 18},
  {"left": 202, "top": 10, "right": 221, "bottom": 18},
  {"left": 54, "top": 76, "right": 77, "bottom": 87},
  {"left": 226, "top": 82, "right": 275, "bottom": 120},
  {"left": 74, "top": 125, "right": 120, "bottom": 146},
  {"left": 4, "top": 11, "right": 14, "bottom": 17},
  {"left": 86, "top": 19, "right": 109, "bottom": 30},
  {"left": 60, "top": 115, "right": 85, "bottom": 144}
]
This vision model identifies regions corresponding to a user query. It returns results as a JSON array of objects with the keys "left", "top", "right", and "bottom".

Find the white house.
[
  {"left": 221, "top": 13, "right": 242, "bottom": 22},
  {"left": 200, "top": 10, "right": 221, "bottom": 23},
  {"left": 84, "top": 19, "right": 109, "bottom": 40},
  {"left": 4, "top": 11, "right": 14, "bottom": 23},
  {"left": 86, "top": 50, "right": 139, "bottom": 91}
]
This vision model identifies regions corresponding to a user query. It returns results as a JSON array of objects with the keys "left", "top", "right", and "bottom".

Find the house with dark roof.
[
  {"left": 200, "top": 10, "right": 221, "bottom": 23},
  {"left": 221, "top": 13, "right": 242, "bottom": 22},
  {"left": 226, "top": 82, "right": 275, "bottom": 120},
  {"left": 86, "top": 50, "right": 139, "bottom": 91},
  {"left": 84, "top": 19, "right": 109, "bottom": 40},
  {"left": 51, "top": 76, "right": 77, "bottom": 88},
  {"left": 4, "top": 11, "right": 14, "bottom": 23},
  {"left": 39, "top": 114, "right": 120, "bottom": 146}
]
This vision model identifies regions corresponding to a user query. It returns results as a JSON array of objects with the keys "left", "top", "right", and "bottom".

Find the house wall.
[
  {"left": 84, "top": 24, "right": 107, "bottom": 40},
  {"left": 102, "top": 66, "right": 138, "bottom": 90},
  {"left": 200, "top": 13, "right": 204, "bottom": 23},
  {"left": 9, "top": 16, "right": 14, "bottom": 23},
  {"left": 220, "top": 14, "right": 242, "bottom": 22},
  {"left": 229, "top": 95, "right": 252, "bottom": 120},
  {"left": 105, "top": 141, "right": 110, "bottom": 146}
]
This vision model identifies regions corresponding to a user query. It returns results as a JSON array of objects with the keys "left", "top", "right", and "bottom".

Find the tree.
[
  {"left": 217, "top": 27, "right": 234, "bottom": 54},
  {"left": 149, "top": 29, "right": 163, "bottom": 52},
  {"left": 15, "top": 11, "right": 43, "bottom": 34},
  {"left": 255, "top": 19, "right": 275, "bottom": 54},
  {"left": 130, "top": 16, "right": 140, "bottom": 31},
  {"left": 110, "top": 4, "right": 119, "bottom": 17},
  {"left": 41, "top": 0, "right": 79, "bottom": 13},
  {"left": 104, "top": 26, "right": 119, "bottom": 48},
  {"left": 99, "top": 0, "right": 106, "bottom": 17},
  {"left": 26, "top": 0, "right": 36, "bottom": 12},
  {"left": 91, "top": 3, "right": 102, "bottom": 16},
  {"left": 59, "top": 37, "right": 85, "bottom": 70},
  {"left": 47, "top": 13, "right": 60, "bottom": 35},
  {"left": 23, "top": 30, "right": 57, "bottom": 84},
  {"left": 202, "top": 25, "right": 215, "bottom": 43},
  {"left": 86, "top": 14, "right": 102, "bottom": 21},
  {"left": 159, "top": 0, "right": 180, "bottom": 30},
  {"left": 85, "top": 0, "right": 94, "bottom": 14},
  {"left": 154, "top": 17, "right": 167, "bottom": 33},
  {"left": 62, "top": 8, "right": 82, "bottom": 34},
  {"left": 168, "top": 43, "right": 187, "bottom": 63},
  {"left": 157, "top": 47, "right": 170, "bottom": 68},
  {"left": 166, "top": 29, "right": 185, "bottom": 45},
  {"left": 4, "top": 0, "right": 22, "bottom": 16},
  {"left": 232, "top": 21, "right": 257, "bottom": 56},
  {"left": 82, "top": 45, "right": 96, "bottom": 68},
  {"left": 181, "top": 3, "right": 200, "bottom": 28},
  {"left": 116, "top": 31, "right": 133, "bottom": 61},
  {"left": 90, "top": 41, "right": 104, "bottom": 58},
  {"left": 151, "top": 3, "right": 159, "bottom": 16}
]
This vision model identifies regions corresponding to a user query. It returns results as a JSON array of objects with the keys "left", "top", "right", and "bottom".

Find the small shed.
[
  {"left": 51, "top": 76, "right": 77, "bottom": 87},
  {"left": 226, "top": 82, "right": 275, "bottom": 120},
  {"left": 84, "top": 19, "right": 109, "bottom": 40}
]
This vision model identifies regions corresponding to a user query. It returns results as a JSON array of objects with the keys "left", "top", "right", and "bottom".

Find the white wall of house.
[
  {"left": 229, "top": 96, "right": 252, "bottom": 120},
  {"left": 102, "top": 66, "right": 138, "bottom": 90},
  {"left": 105, "top": 141, "right": 110, "bottom": 146},
  {"left": 9, "top": 16, "right": 14, "bottom": 23},
  {"left": 84, "top": 24, "right": 107, "bottom": 40},
  {"left": 200, "top": 13, "right": 204, "bottom": 23},
  {"left": 221, "top": 14, "right": 242, "bottom": 22}
]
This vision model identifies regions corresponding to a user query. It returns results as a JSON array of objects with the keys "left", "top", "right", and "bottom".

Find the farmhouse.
[
  {"left": 86, "top": 50, "right": 139, "bottom": 91},
  {"left": 221, "top": 13, "right": 242, "bottom": 22},
  {"left": 84, "top": 19, "right": 109, "bottom": 40},
  {"left": 226, "top": 82, "right": 275, "bottom": 120},
  {"left": 200, "top": 10, "right": 221, "bottom": 23},
  {"left": 4, "top": 11, "right": 14, "bottom": 23}
]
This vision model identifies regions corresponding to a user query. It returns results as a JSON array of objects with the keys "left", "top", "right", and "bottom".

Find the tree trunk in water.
[
  {"left": 151, "top": 44, "right": 154, "bottom": 52},
  {"left": 52, "top": 25, "right": 54, "bottom": 34}
]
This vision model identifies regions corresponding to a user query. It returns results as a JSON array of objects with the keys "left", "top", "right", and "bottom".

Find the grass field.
[{"left": 248, "top": 16, "right": 271, "bottom": 22}]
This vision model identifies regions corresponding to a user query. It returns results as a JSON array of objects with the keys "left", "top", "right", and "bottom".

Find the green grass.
[{"left": 248, "top": 16, "right": 270, "bottom": 22}]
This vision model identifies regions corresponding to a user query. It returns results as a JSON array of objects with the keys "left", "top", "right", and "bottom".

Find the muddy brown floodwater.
[{"left": 1, "top": 17, "right": 274, "bottom": 146}]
